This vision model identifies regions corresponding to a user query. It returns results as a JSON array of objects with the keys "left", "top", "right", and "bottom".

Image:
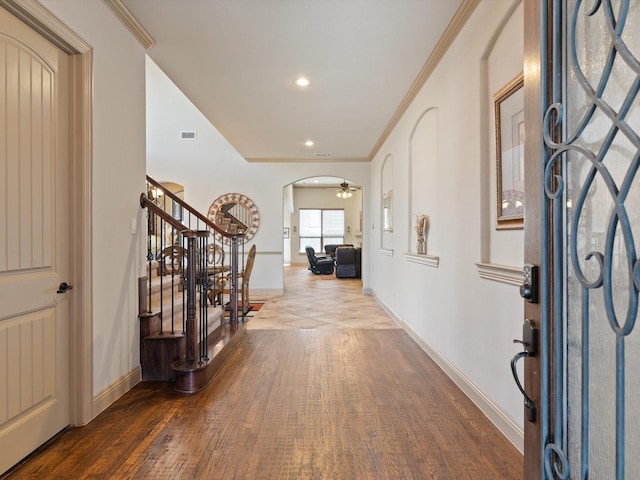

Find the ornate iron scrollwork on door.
[{"left": 542, "top": 1, "right": 640, "bottom": 478}]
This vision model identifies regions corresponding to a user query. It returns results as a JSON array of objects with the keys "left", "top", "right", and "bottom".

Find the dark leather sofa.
[
  {"left": 324, "top": 243, "right": 353, "bottom": 259},
  {"left": 335, "top": 246, "right": 361, "bottom": 278}
]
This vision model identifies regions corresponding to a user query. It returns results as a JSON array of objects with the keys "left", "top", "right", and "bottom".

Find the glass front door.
[{"left": 538, "top": 1, "right": 640, "bottom": 478}]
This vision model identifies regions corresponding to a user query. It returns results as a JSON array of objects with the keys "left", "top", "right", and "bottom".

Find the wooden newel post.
[
  {"left": 184, "top": 232, "right": 198, "bottom": 364},
  {"left": 229, "top": 235, "right": 239, "bottom": 323}
]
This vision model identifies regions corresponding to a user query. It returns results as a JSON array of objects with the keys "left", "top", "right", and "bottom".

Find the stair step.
[
  {"left": 141, "top": 334, "right": 185, "bottom": 381},
  {"left": 145, "top": 260, "right": 186, "bottom": 281},
  {"left": 139, "top": 305, "right": 224, "bottom": 381},
  {"left": 141, "top": 303, "right": 221, "bottom": 336},
  {"left": 139, "top": 312, "right": 161, "bottom": 339},
  {"left": 148, "top": 274, "right": 185, "bottom": 296},
  {"left": 146, "top": 332, "right": 185, "bottom": 340},
  {"left": 140, "top": 253, "right": 229, "bottom": 383},
  {"left": 144, "top": 305, "right": 223, "bottom": 339},
  {"left": 172, "top": 321, "right": 248, "bottom": 393}
]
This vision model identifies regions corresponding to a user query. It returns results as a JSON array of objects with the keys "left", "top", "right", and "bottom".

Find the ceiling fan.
[{"left": 336, "top": 180, "right": 358, "bottom": 199}]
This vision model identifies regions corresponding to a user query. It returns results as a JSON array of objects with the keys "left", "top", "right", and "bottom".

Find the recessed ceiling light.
[
  {"left": 304, "top": 140, "right": 315, "bottom": 147},
  {"left": 294, "top": 77, "right": 311, "bottom": 87}
]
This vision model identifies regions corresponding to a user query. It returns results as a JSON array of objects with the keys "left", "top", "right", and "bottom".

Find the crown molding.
[
  {"left": 245, "top": 156, "right": 369, "bottom": 163},
  {"left": 102, "top": 0, "right": 155, "bottom": 49},
  {"left": 368, "top": 0, "right": 481, "bottom": 160}
]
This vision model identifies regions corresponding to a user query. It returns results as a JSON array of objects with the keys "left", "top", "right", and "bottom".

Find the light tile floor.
[{"left": 247, "top": 265, "right": 399, "bottom": 330}]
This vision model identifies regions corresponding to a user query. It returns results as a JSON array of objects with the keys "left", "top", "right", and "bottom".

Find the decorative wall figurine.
[{"left": 415, "top": 214, "right": 429, "bottom": 255}]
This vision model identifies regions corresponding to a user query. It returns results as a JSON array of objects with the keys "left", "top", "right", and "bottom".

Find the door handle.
[
  {"left": 57, "top": 282, "right": 73, "bottom": 293},
  {"left": 511, "top": 319, "right": 538, "bottom": 422},
  {"left": 511, "top": 351, "right": 536, "bottom": 422}
]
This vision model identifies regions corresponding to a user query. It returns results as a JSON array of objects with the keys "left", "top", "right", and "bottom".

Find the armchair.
[
  {"left": 305, "top": 246, "right": 334, "bottom": 275},
  {"left": 156, "top": 245, "right": 188, "bottom": 276},
  {"left": 208, "top": 244, "right": 256, "bottom": 316},
  {"left": 335, "top": 246, "right": 361, "bottom": 279}
]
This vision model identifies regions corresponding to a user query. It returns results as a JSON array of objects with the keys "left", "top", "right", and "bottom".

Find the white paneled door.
[{"left": 0, "top": 7, "right": 70, "bottom": 474}]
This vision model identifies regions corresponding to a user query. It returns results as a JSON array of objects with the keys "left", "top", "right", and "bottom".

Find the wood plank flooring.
[{"left": 3, "top": 266, "right": 523, "bottom": 479}]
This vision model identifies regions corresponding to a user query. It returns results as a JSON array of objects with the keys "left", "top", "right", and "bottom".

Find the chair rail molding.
[
  {"left": 475, "top": 262, "right": 522, "bottom": 286},
  {"left": 405, "top": 252, "right": 440, "bottom": 268},
  {"left": 378, "top": 248, "right": 394, "bottom": 257}
]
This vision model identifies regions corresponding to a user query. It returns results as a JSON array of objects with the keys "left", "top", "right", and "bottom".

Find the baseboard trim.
[
  {"left": 92, "top": 366, "right": 142, "bottom": 420},
  {"left": 372, "top": 292, "right": 524, "bottom": 454},
  {"left": 251, "top": 288, "right": 283, "bottom": 297}
]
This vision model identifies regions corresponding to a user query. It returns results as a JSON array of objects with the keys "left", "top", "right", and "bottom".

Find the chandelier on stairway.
[{"left": 336, "top": 180, "right": 353, "bottom": 199}]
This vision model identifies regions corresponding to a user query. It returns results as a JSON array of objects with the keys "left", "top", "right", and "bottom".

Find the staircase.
[
  {"left": 138, "top": 260, "right": 223, "bottom": 381},
  {"left": 139, "top": 176, "right": 249, "bottom": 393}
]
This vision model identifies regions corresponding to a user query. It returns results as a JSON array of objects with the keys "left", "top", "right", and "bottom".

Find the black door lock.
[{"left": 520, "top": 264, "right": 538, "bottom": 303}]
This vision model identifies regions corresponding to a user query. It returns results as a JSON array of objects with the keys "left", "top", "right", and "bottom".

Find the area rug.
[
  {"left": 223, "top": 301, "right": 265, "bottom": 318},
  {"left": 249, "top": 301, "right": 264, "bottom": 311}
]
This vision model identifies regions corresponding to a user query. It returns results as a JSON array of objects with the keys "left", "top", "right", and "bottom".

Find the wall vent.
[
  {"left": 315, "top": 153, "right": 332, "bottom": 157},
  {"left": 180, "top": 131, "right": 197, "bottom": 140}
]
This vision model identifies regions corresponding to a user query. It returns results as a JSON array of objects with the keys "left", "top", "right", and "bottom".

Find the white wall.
[
  {"left": 368, "top": 0, "right": 525, "bottom": 447},
  {"left": 40, "top": 1, "right": 147, "bottom": 401},
  {"left": 146, "top": 57, "right": 371, "bottom": 293},
  {"left": 283, "top": 184, "right": 293, "bottom": 264}
]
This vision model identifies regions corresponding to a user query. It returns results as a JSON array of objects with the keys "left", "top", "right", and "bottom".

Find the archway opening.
[{"left": 283, "top": 176, "right": 363, "bottom": 272}]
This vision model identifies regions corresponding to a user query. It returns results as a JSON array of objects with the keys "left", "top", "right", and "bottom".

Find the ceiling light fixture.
[
  {"left": 336, "top": 180, "right": 353, "bottom": 199},
  {"left": 305, "top": 140, "right": 315, "bottom": 147},
  {"left": 294, "top": 77, "right": 311, "bottom": 87}
]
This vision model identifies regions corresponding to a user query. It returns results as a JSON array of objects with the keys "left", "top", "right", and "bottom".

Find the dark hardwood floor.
[{"left": 4, "top": 266, "right": 523, "bottom": 479}]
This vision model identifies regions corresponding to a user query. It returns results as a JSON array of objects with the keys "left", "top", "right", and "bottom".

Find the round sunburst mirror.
[{"left": 207, "top": 193, "right": 260, "bottom": 244}]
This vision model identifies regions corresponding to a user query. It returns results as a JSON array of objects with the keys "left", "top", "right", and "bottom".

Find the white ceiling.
[{"left": 121, "top": 0, "right": 463, "bottom": 162}]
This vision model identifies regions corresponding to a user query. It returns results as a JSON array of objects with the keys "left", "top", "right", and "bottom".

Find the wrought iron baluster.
[
  {"left": 199, "top": 234, "right": 209, "bottom": 363},
  {"left": 146, "top": 191, "right": 153, "bottom": 315}
]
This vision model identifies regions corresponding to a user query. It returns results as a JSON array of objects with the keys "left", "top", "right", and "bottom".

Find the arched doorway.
[{"left": 283, "top": 176, "right": 363, "bottom": 272}]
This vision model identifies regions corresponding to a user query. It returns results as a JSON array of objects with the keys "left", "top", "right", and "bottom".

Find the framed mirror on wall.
[
  {"left": 383, "top": 190, "right": 393, "bottom": 232},
  {"left": 207, "top": 193, "right": 260, "bottom": 244},
  {"left": 494, "top": 72, "right": 525, "bottom": 230}
]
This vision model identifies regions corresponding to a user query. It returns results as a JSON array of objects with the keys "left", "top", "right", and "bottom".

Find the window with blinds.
[{"left": 299, "top": 209, "right": 345, "bottom": 253}]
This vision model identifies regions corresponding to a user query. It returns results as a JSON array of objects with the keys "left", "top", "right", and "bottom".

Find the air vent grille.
[{"left": 180, "top": 131, "right": 197, "bottom": 140}]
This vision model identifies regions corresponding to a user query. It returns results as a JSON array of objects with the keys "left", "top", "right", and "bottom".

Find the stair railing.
[{"left": 140, "top": 176, "right": 245, "bottom": 366}]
